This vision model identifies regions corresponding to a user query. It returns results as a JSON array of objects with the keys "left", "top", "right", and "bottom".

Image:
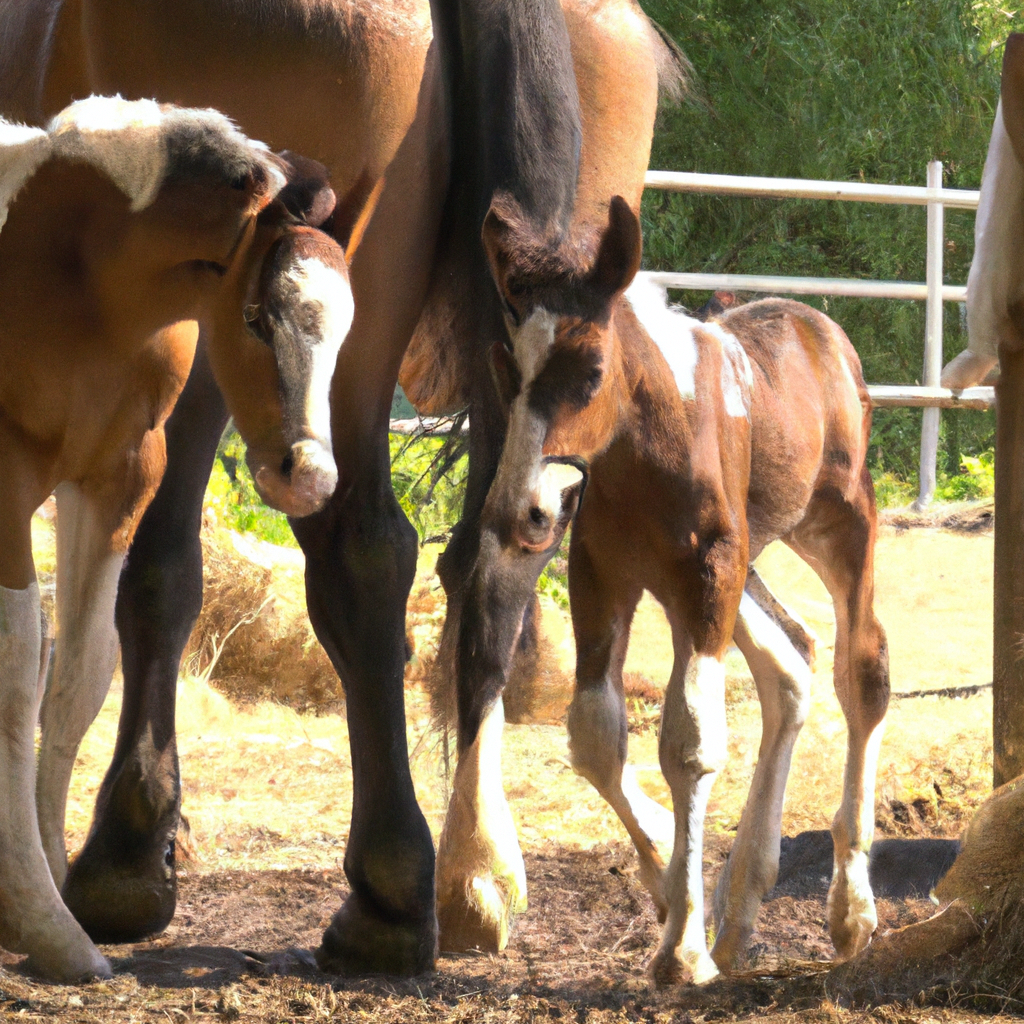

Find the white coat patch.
[
  {"left": 626, "top": 275, "right": 699, "bottom": 400},
  {"left": 47, "top": 95, "right": 285, "bottom": 211},
  {"left": 0, "top": 121, "right": 51, "bottom": 231}
]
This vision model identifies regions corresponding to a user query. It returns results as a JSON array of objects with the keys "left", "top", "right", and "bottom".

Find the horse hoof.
[
  {"left": 648, "top": 947, "right": 719, "bottom": 988},
  {"left": 23, "top": 940, "right": 112, "bottom": 984},
  {"left": 314, "top": 892, "right": 436, "bottom": 976},
  {"left": 436, "top": 872, "right": 526, "bottom": 953},
  {"left": 710, "top": 922, "right": 752, "bottom": 974},
  {"left": 63, "top": 838, "right": 177, "bottom": 943},
  {"left": 826, "top": 889, "right": 877, "bottom": 959}
]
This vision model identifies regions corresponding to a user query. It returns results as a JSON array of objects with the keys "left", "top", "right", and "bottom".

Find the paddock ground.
[{"left": 0, "top": 512, "right": 1007, "bottom": 1022}]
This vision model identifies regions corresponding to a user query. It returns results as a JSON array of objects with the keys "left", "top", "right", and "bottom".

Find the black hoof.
[
  {"left": 314, "top": 892, "right": 437, "bottom": 976},
  {"left": 63, "top": 836, "right": 177, "bottom": 943}
]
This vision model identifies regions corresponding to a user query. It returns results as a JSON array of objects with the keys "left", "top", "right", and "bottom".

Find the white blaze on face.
[
  {"left": 284, "top": 256, "right": 353, "bottom": 443},
  {"left": 46, "top": 95, "right": 285, "bottom": 212},
  {"left": 533, "top": 461, "right": 584, "bottom": 523},
  {"left": 0, "top": 121, "right": 51, "bottom": 232},
  {"left": 626, "top": 276, "right": 699, "bottom": 400},
  {"left": 967, "top": 98, "right": 1024, "bottom": 363},
  {"left": 489, "top": 308, "right": 558, "bottom": 513}
]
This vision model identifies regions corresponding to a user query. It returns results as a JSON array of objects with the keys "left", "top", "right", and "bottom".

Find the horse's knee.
[
  {"left": 855, "top": 619, "right": 890, "bottom": 727},
  {"left": 660, "top": 654, "right": 727, "bottom": 782},
  {"left": 567, "top": 681, "right": 628, "bottom": 791}
]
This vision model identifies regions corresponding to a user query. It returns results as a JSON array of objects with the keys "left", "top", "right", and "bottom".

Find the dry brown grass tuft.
[{"left": 184, "top": 525, "right": 341, "bottom": 711}]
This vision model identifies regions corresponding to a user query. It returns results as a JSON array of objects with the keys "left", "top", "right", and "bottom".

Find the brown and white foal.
[
  {"left": 0, "top": 97, "right": 352, "bottom": 982},
  {"left": 471, "top": 201, "right": 889, "bottom": 981}
]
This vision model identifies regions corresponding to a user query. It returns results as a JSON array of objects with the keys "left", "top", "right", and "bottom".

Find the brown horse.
[
  {"left": 0, "top": 96, "right": 354, "bottom": 982},
  {"left": 566, "top": 279, "right": 889, "bottom": 982},
  {"left": 1, "top": 0, "right": 596, "bottom": 981}
]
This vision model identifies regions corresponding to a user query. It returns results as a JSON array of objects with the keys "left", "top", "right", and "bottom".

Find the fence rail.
[{"left": 642, "top": 166, "right": 985, "bottom": 509}]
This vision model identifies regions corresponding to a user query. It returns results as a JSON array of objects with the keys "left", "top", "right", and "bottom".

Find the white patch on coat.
[
  {"left": 966, "top": 98, "right": 1024, "bottom": 362},
  {"left": 285, "top": 256, "right": 353, "bottom": 443},
  {"left": 626, "top": 276, "right": 699, "bottom": 400},
  {"left": 706, "top": 323, "right": 753, "bottom": 419},
  {"left": 533, "top": 461, "right": 583, "bottom": 523},
  {"left": 512, "top": 308, "right": 557, "bottom": 386},
  {"left": 0, "top": 120, "right": 51, "bottom": 231},
  {"left": 47, "top": 96, "right": 285, "bottom": 211}
]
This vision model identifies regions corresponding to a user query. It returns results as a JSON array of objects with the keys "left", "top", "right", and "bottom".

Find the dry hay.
[
  {"left": 881, "top": 499, "right": 994, "bottom": 534},
  {"left": 184, "top": 524, "right": 341, "bottom": 711}
]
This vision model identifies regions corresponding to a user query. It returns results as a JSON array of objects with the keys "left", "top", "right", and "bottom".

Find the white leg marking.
[
  {"left": 828, "top": 718, "right": 885, "bottom": 958},
  {"left": 436, "top": 696, "right": 526, "bottom": 951},
  {"left": 36, "top": 483, "right": 124, "bottom": 889},
  {"left": 651, "top": 652, "right": 727, "bottom": 986},
  {"left": 0, "top": 581, "right": 110, "bottom": 980},
  {"left": 568, "top": 681, "right": 673, "bottom": 913},
  {"left": 711, "top": 591, "right": 813, "bottom": 971}
]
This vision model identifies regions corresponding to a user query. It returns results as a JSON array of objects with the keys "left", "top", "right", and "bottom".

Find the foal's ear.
[
  {"left": 270, "top": 150, "right": 337, "bottom": 228},
  {"left": 1003, "top": 34, "right": 1024, "bottom": 167},
  {"left": 481, "top": 193, "right": 525, "bottom": 301},
  {"left": 587, "top": 196, "right": 642, "bottom": 302}
]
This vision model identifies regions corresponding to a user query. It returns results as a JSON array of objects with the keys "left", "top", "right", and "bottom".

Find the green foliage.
[
  {"left": 390, "top": 432, "right": 468, "bottom": 542},
  {"left": 206, "top": 429, "right": 298, "bottom": 546},
  {"left": 640, "top": 0, "right": 1018, "bottom": 480}
]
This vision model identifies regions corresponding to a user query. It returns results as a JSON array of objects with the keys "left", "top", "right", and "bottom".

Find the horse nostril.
[
  {"left": 529, "top": 506, "right": 547, "bottom": 527},
  {"left": 280, "top": 452, "right": 294, "bottom": 478}
]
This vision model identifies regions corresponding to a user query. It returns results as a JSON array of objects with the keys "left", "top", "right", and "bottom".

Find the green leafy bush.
[{"left": 640, "top": 0, "right": 1015, "bottom": 482}]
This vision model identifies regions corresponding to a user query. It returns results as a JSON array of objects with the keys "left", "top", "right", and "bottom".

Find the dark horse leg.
[{"left": 62, "top": 342, "right": 228, "bottom": 941}]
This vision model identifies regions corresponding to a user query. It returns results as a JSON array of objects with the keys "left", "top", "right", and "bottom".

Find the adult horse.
[
  {"left": 0, "top": 0, "right": 591, "bottom": 981},
  {"left": 0, "top": 95, "right": 354, "bottom": 982}
]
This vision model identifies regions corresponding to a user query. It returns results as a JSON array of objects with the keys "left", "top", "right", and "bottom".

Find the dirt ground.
[{"left": 0, "top": 511, "right": 1013, "bottom": 1022}]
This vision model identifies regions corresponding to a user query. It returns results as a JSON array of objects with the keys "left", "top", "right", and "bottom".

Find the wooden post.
[{"left": 994, "top": 344, "right": 1024, "bottom": 787}]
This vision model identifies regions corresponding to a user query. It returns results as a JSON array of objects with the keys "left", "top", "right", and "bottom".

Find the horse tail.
[{"left": 644, "top": 16, "right": 692, "bottom": 107}]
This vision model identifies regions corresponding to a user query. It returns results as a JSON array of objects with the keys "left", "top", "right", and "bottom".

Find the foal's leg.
[
  {"left": 565, "top": 529, "right": 671, "bottom": 916},
  {"left": 710, "top": 568, "right": 814, "bottom": 971},
  {"left": 787, "top": 479, "right": 889, "bottom": 960},
  {"left": 0, "top": 481, "right": 110, "bottom": 981},
  {"left": 650, "top": 531, "right": 747, "bottom": 986},
  {"left": 36, "top": 483, "right": 125, "bottom": 890},
  {"left": 62, "top": 345, "right": 227, "bottom": 941}
]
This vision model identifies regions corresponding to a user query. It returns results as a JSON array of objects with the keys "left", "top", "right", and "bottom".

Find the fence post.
[{"left": 913, "top": 160, "right": 944, "bottom": 510}]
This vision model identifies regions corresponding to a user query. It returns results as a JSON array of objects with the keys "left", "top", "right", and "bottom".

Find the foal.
[
  {"left": 0, "top": 97, "right": 352, "bottom": 981},
  {"left": 565, "top": 277, "right": 889, "bottom": 982}
]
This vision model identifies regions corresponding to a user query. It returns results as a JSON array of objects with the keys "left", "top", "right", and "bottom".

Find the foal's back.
[{"left": 715, "top": 298, "right": 872, "bottom": 558}]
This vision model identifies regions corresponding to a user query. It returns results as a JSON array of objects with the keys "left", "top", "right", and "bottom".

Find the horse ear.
[
  {"left": 482, "top": 199, "right": 517, "bottom": 301},
  {"left": 1002, "top": 34, "right": 1024, "bottom": 167},
  {"left": 271, "top": 150, "right": 337, "bottom": 227},
  {"left": 587, "top": 196, "right": 642, "bottom": 302}
]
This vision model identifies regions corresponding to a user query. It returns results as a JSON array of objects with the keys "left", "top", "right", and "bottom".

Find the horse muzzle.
[
  {"left": 252, "top": 438, "right": 338, "bottom": 518},
  {"left": 511, "top": 456, "right": 588, "bottom": 553}
]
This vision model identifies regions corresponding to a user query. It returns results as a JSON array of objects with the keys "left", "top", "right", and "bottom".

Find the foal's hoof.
[
  {"left": 827, "top": 884, "right": 877, "bottom": 959},
  {"left": 436, "top": 871, "right": 526, "bottom": 953},
  {"left": 63, "top": 838, "right": 177, "bottom": 943},
  {"left": 314, "top": 892, "right": 437, "bottom": 976},
  {"left": 710, "top": 921, "right": 753, "bottom": 975},
  {"left": 649, "top": 946, "right": 719, "bottom": 988}
]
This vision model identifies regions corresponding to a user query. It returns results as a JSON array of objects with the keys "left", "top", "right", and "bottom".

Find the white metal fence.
[
  {"left": 393, "top": 166, "right": 987, "bottom": 507},
  {"left": 640, "top": 165, "right": 985, "bottom": 508}
]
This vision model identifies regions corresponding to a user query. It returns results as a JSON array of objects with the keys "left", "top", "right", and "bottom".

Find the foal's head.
[{"left": 480, "top": 192, "right": 641, "bottom": 552}]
